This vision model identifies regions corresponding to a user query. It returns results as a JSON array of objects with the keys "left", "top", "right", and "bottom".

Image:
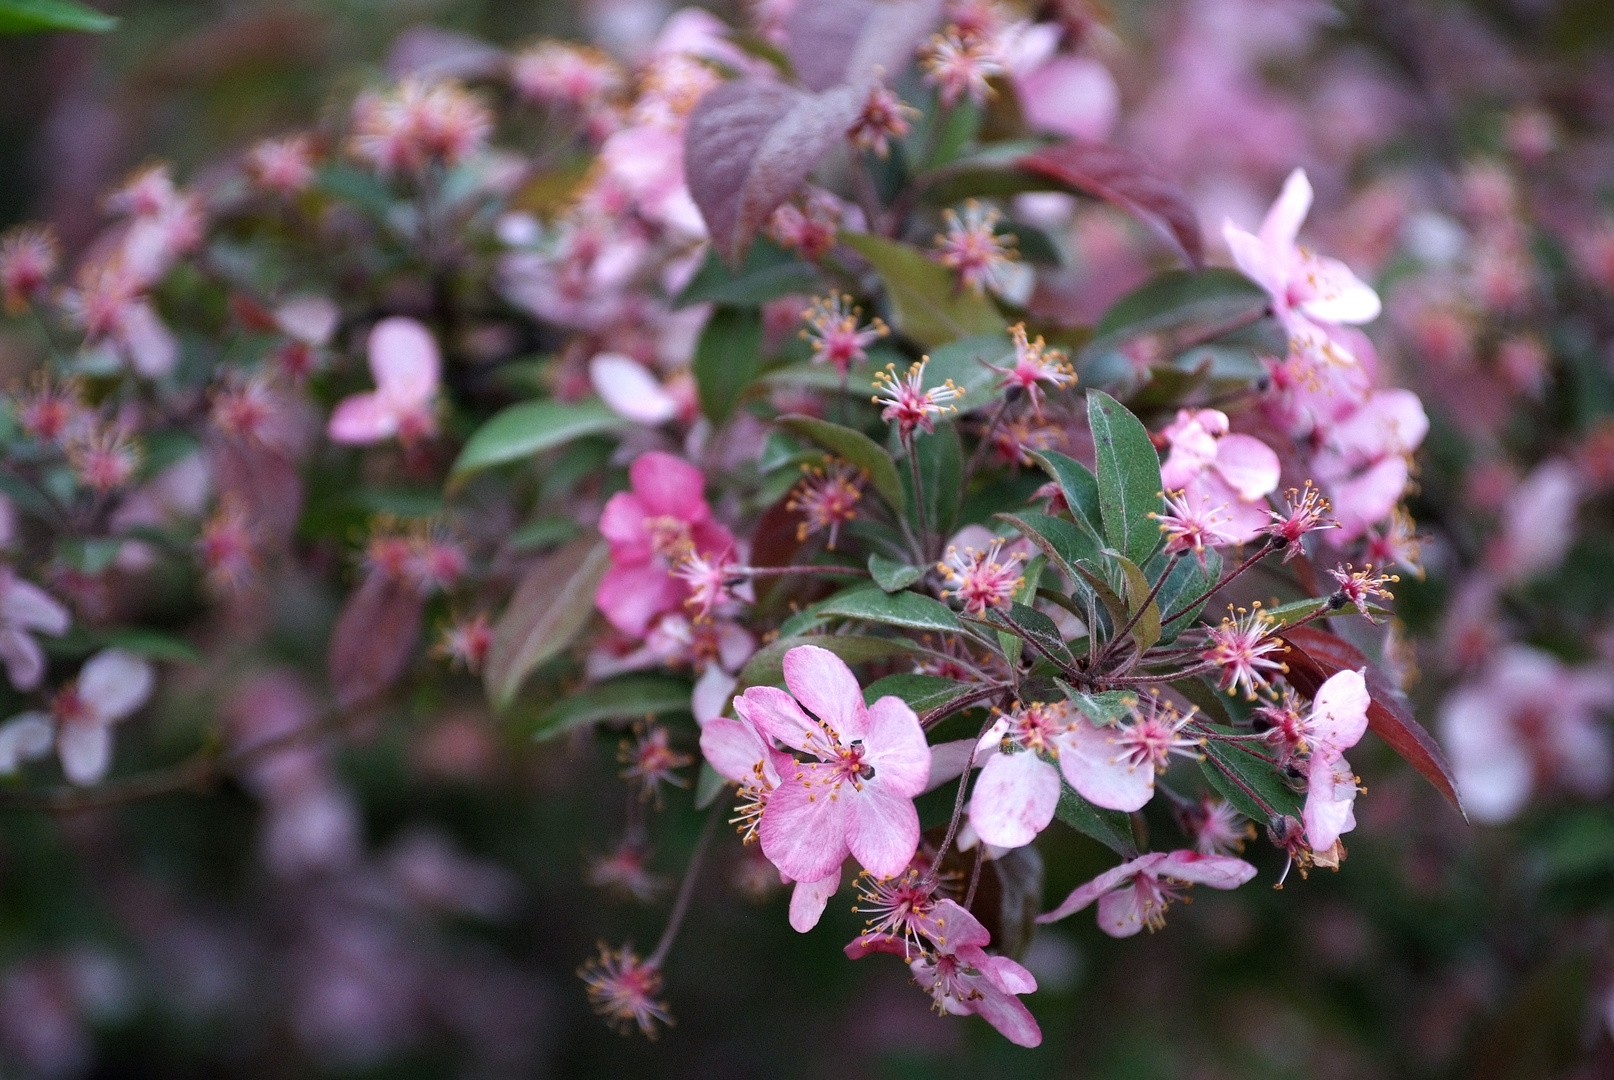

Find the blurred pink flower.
[
  {"left": 0, "top": 568, "right": 70, "bottom": 691},
  {"left": 1037, "top": 849, "right": 1256, "bottom": 934},
  {"left": 44, "top": 649, "right": 156, "bottom": 786},
  {"left": 1158, "top": 408, "right": 1282, "bottom": 541},
  {"left": 328, "top": 318, "right": 441, "bottom": 446}
]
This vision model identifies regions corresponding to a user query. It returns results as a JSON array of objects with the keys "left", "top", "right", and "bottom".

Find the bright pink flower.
[
  {"left": 671, "top": 549, "right": 739, "bottom": 622},
  {"left": 578, "top": 944, "right": 672, "bottom": 1038},
  {"left": 1440, "top": 647, "right": 1614, "bottom": 824},
  {"left": 1223, "top": 168, "right": 1382, "bottom": 364},
  {"left": 1298, "top": 669, "right": 1370, "bottom": 856},
  {"left": 801, "top": 294, "right": 887, "bottom": 377},
  {"left": 0, "top": 569, "right": 70, "bottom": 692},
  {"left": 987, "top": 324, "right": 1075, "bottom": 417},
  {"left": 1327, "top": 564, "right": 1397, "bottom": 618},
  {"left": 1152, "top": 488, "right": 1237, "bottom": 564},
  {"left": 872, "top": 359, "right": 964, "bottom": 437},
  {"left": 45, "top": 649, "right": 156, "bottom": 786},
  {"left": 327, "top": 317, "right": 441, "bottom": 446},
  {"left": 787, "top": 460, "right": 865, "bottom": 550},
  {"left": 1265, "top": 483, "right": 1335, "bottom": 558},
  {"left": 847, "top": 84, "right": 916, "bottom": 158},
  {"left": 1037, "top": 849, "right": 1256, "bottom": 935},
  {"left": 933, "top": 200, "right": 1018, "bottom": 296},
  {"left": 1201, "top": 605, "right": 1286, "bottom": 699},
  {"left": 1158, "top": 409, "right": 1281, "bottom": 543},
  {"left": 938, "top": 538, "right": 1024, "bottom": 617},
  {"left": 595, "top": 452, "right": 735, "bottom": 638},
  {"left": 745, "top": 645, "right": 930, "bottom": 882}
]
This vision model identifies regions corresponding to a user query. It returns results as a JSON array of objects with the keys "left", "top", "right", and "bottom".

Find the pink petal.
[
  {"left": 275, "top": 295, "right": 339, "bottom": 346},
  {"left": 692, "top": 666, "right": 736, "bottom": 726},
  {"left": 1095, "top": 880, "right": 1152, "bottom": 938},
  {"left": 597, "top": 491, "right": 652, "bottom": 560},
  {"left": 1304, "top": 754, "right": 1358, "bottom": 852},
  {"left": 925, "top": 900, "right": 992, "bottom": 951},
  {"left": 1296, "top": 254, "right": 1381, "bottom": 324},
  {"left": 1259, "top": 167, "right": 1312, "bottom": 256},
  {"left": 79, "top": 649, "right": 154, "bottom": 724},
  {"left": 1212, "top": 434, "right": 1281, "bottom": 503},
  {"left": 699, "top": 717, "right": 766, "bottom": 783},
  {"left": 594, "top": 562, "right": 683, "bottom": 638},
  {"left": 969, "top": 979, "right": 1043, "bottom": 1047},
  {"left": 590, "top": 353, "right": 679, "bottom": 424},
  {"left": 1056, "top": 716, "right": 1154, "bottom": 812},
  {"left": 0, "top": 628, "right": 45, "bottom": 691},
  {"left": 1328, "top": 456, "right": 1409, "bottom": 540},
  {"left": 781, "top": 645, "right": 867, "bottom": 741},
  {"left": 788, "top": 868, "right": 842, "bottom": 932},
  {"left": 1037, "top": 853, "right": 1166, "bottom": 924},
  {"left": 926, "top": 738, "right": 980, "bottom": 793},
  {"left": 1439, "top": 685, "right": 1532, "bottom": 824},
  {"left": 628, "top": 451, "right": 708, "bottom": 519},
  {"left": 0, "top": 579, "right": 69, "bottom": 636},
  {"left": 1223, "top": 221, "right": 1284, "bottom": 302},
  {"left": 845, "top": 783, "right": 921, "bottom": 880},
  {"left": 970, "top": 750, "right": 1060, "bottom": 849},
  {"left": 0, "top": 712, "right": 53, "bottom": 773},
  {"left": 368, "top": 317, "right": 440, "bottom": 407},
  {"left": 1017, "top": 55, "right": 1118, "bottom": 143},
  {"left": 863, "top": 696, "right": 929, "bottom": 797},
  {"left": 735, "top": 685, "right": 821, "bottom": 754},
  {"left": 1154, "top": 850, "right": 1258, "bottom": 889},
  {"left": 119, "top": 302, "right": 179, "bottom": 378},
  {"left": 57, "top": 718, "right": 112, "bottom": 786},
  {"left": 1309, "top": 669, "right": 1369, "bottom": 756},
  {"left": 759, "top": 777, "right": 850, "bottom": 883},
  {"left": 327, "top": 392, "right": 398, "bottom": 444},
  {"left": 979, "top": 953, "right": 1038, "bottom": 996}
]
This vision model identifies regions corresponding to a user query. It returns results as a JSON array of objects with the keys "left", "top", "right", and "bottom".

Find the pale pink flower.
[
  {"left": 1311, "top": 389, "right": 1429, "bottom": 540},
  {"left": 578, "top": 945, "right": 672, "bottom": 1038},
  {"left": 1327, "top": 564, "right": 1397, "bottom": 618},
  {"left": 1487, "top": 458, "right": 1581, "bottom": 584},
  {"left": 596, "top": 452, "right": 735, "bottom": 638},
  {"left": 987, "top": 324, "right": 1075, "bottom": 416},
  {"left": 921, "top": 28, "right": 1006, "bottom": 108},
  {"left": 43, "top": 649, "right": 156, "bottom": 786},
  {"left": 911, "top": 900, "right": 1042, "bottom": 1046},
  {"left": 0, "top": 225, "right": 58, "bottom": 312},
  {"left": 350, "top": 78, "right": 492, "bottom": 175},
  {"left": 588, "top": 352, "right": 685, "bottom": 425},
  {"left": 0, "top": 712, "right": 53, "bottom": 774},
  {"left": 1297, "top": 669, "right": 1370, "bottom": 857},
  {"left": 0, "top": 569, "right": 70, "bottom": 691},
  {"left": 65, "top": 427, "right": 141, "bottom": 494},
  {"left": 1264, "top": 482, "right": 1335, "bottom": 558},
  {"left": 246, "top": 135, "right": 318, "bottom": 196},
  {"left": 59, "top": 260, "right": 178, "bottom": 378},
  {"left": 745, "top": 644, "right": 929, "bottom": 882},
  {"left": 198, "top": 503, "right": 258, "bottom": 594},
  {"left": 510, "top": 41, "right": 624, "bottom": 111},
  {"left": 933, "top": 200, "right": 1018, "bottom": 296},
  {"left": 327, "top": 317, "right": 441, "bottom": 446},
  {"left": 1183, "top": 795, "right": 1253, "bottom": 855},
  {"left": 1223, "top": 168, "right": 1382, "bottom": 364},
  {"left": 1015, "top": 54, "right": 1119, "bottom": 142},
  {"left": 938, "top": 539, "right": 1023, "bottom": 616},
  {"left": 1037, "top": 849, "right": 1257, "bottom": 935},
  {"left": 434, "top": 613, "right": 492, "bottom": 673},
  {"left": 872, "top": 359, "right": 964, "bottom": 437},
  {"left": 619, "top": 723, "right": 692, "bottom": 803},
  {"left": 766, "top": 190, "right": 846, "bottom": 261},
  {"left": 12, "top": 375, "right": 86, "bottom": 444},
  {"left": 1201, "top": 605, "right": 1287, "bottom": 699},
  {"left": 1152, "top": 488, "right": 1238, "bottom": 564},
  {"left": 850, "top": 863, "right": 946, "bottom": 958},
  {"left": 847, "top": 84, "right": 917, "bottom": 158},
  {"left": 801, "top": 294, "right": 887, "bottom": 377},
  {"left": 1440, "top": 647, "right": 1614, "bottom": 824},
  {"left": 1158, "top": 408, "right": 1281, "bottom": 542}
]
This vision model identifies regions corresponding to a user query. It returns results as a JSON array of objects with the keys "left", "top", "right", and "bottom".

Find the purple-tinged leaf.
[
  {"left": 1020, "top": 141, "right": 1204, "bottom": 268},
  {"left": 329, "top": 571, "right": 425, "bottom": 710},
  {"left": 685, "top": 78, "right": 863, "bottom": 264},
  {"left": 386, "top": 24, "right": 507, "bottom": 80},
  {"left": 783, "top": 0, "right": 943, "bottom": 92},
  {"left": 484, "top": 535, "right": 610, "bottom": 711}
]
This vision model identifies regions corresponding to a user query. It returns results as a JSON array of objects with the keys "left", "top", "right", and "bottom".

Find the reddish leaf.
[
  {"left": 328, "top": 571, "right": 425, "bottom": 709},
  {"left": 484, "top": 535, "right": 611, "bottom": 711},
  {"left": 1278, "top": 624, "right": 1465, "bottom": 817},
  {"left": 782, "top": 0, "right": 943, "bottom": 92},
  {"left": 385, "top": 25, "right": 506, "bottom": 80},
  {"left": 1019, "top": 142, "right": 1204, "bottom": 268},
  {"left": 208, "top": 437, "right": 304, "bottom": 552},
  {"left": 685, "top": 78, "right": 863, "bottom": 264}
]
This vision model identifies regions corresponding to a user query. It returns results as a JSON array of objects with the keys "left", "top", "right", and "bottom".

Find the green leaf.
[
  {"left": 54, "top": 536, "right": 121, "bottom": 575},
  {"left": 313, "top": 163, "right": 394, "bottom": 222},
  {"left": 1199, "top": 728, "right": 1304, "bottom": 822},
  {"left": 1055, "top": 784, "right": 1138, "bottom": 856},
  {"left": 777, "top": 414, "right": 905, "bottom": 514},
  {"left": 1029, "top": 450, "right": 1103, "bottom": 538},
  {"left": 869, "top": 553, "right": 923, "bottom": 593},
  {"left": 862, "top": 673, "right": 977, "bottom": 714},
  {"left": 1147, "top": 548, "right": 1221, "bottom": 642},
  {"left": 694, "top": 306, "right": 764, "bottom": 423},
  {"left": 695, "top": 762, "right": 728, "bottom": 809},
  {"left": 996, "top": 512, "right": 1103, "bottom": 583},
  {"left": 450, "top": 399, "right": 627, "bottom": 482},
  {"left": 738, "top": 633, "right": 919, "bottom": 688},
  {"left": 508, "top": 516, "right": 582, "bottom": 552},
  {"left": 484, "top": 537, "right": 610, "bottom": 711},
  {"left": 842, "top": 232, "right": 1007, "bottom": 348},
  {"left": 921, "top": 333, "right": 1016, "bottom": 411},
  {"left": 987, "top": 602, "right": 1074, "bottom": 666},
  {"left": 928, "top": 97, "right": 982, "bottom": 168},
  {"left": 98, "top": 627, "right": 201, "bottom": 663},
  {"left": 912, "top": 421, "right": 963, "bottom": 540},
  {"left": 0, "top": 0, "right": 115, "bottom": 33},
  {"left": 529, "top": 675, "right": 693, "bottom": 740},
  {"left": 674, "top": 236, "right": 823, "bottom": 307},
  {"left": 1087, "top": 390, "right": 1163, "bottom": 567},
  {"left": 1111, "top": 553, "right": 1162, "bottom": 654},
  {"left": 815, "top": 584, "right": 962, "bottom": 633},
  {"left": 1083, "top": 268, "right": 1269, "bottom": 362},
  {"left": 1061, "top": 687, "right": 1140, "bottom": 727}
]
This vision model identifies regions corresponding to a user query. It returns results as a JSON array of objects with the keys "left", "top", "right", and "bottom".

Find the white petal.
[{"left": 79, "top": 649, "right": 155, "bottom": 724}]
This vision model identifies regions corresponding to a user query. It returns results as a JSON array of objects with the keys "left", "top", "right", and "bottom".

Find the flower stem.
[
  {"left": 648, "top": 800, "right": 723, "bottom": 969},
  {"left": 1161, "top": 540, "right": 1276, "bottom": 628}
]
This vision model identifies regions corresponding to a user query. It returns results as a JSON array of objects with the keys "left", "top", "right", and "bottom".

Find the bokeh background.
[{"left": 4, "top": 1, "right": 1614, "bottom": 1077}]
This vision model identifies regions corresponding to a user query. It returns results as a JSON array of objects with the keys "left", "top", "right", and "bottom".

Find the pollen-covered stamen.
[
  {"left": 13, "top": 373, "right": 86, "bottom": 444},
  {"left": 1130, "top": 873, "right": 1190, "bottom": 933},
  {"left": 1328, "top": 563, "right": 1398, "bottom": 618},
  {"left": 933, "top": 200, "right": 1016, "bottom": 295},
  {"left": 1181, "top": 794, "right": 1255, "bottom": 855},
  {"left": 66, "top": 427, "right": 141, "bottom": 494},
  {"left": 731, "top": 760, "right": 774, "bottom": 844},
  {"left": 1363, "top": 507, "right": 1423, "bottom": 580},
  {"left": 672, "top": 549, "right": 738, "bottom": 621},
  {"left": 920, "top": 27, "right": 1006, "bottom": 108},
  {"left": 872, "top": 359, "right": 963, "bottom": 437},
  {"left": 645, "top": 515, "right": 696, "bottom": 563},
  {"left": 1110, "top": 696, "right": 1201, "bottom": 772},
  {"left": 1256, "top": 686, "right": 1310, "bottom": 766},
  {"left": 937, "top": 539, "right": 1024, "bottom": 617},
  {"left": 1151, "top": 489, "right": 1236, "bottom": 565},
  {"left": 619, "top": 723, "right": 693, "bottom": 804},
  {"left": 919, "top": 951, "right": 989, "bottom": 1014},
  {"left": 578, "top": 944, "right": 674, "bottom": 1039},
  {"left": 1265, "top": 482, "right": 1334, "bottom": 559},
  {"left": 1201, "top": 604, "right": 1288, "bottom": 699},
  {"left": 1003, "top": 700, "right": 1073, "bottom": 757},
  {"left": 847, "top": 83, "right": 917, "bottom": 157},
  {"left": 988, "top": 324, "right": 1076, "bottom": 417},
  {"left": 1266, "top": 815, "right": 1318, "bottom": 888},
  {"left": 854, "top": 866, "right": 943, "bottom": 959},
  {"left": 787, "top": 459, "right": 865, "bottom": 550},
  {"left": 800, "top": 294, "right": 887, "bottom": 376}
]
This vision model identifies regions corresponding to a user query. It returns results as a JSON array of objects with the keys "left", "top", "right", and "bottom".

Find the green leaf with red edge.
[
  {"left": 1278, "top": 624, "right": 1465, "bottom": 817},
  {"left": 1018, "top": 141, "right": 1203, "bottom": 268}
]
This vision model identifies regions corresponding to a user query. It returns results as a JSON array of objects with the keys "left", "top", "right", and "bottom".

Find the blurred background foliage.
[{"left": 3, "top": 1, "right": 1614, "bottom": 1078}]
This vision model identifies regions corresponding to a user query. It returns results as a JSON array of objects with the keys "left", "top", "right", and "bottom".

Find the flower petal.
[
  {"left": 1259, "top": 167, "right": 1312, "bottom": 256},
  {"left": 1095, "top": 880, "right": 1152, "bottom": 938},
  {"left": 781, "top": 645, "right": 867, "bottom": 741},
  {"left": 1308, "top": 668, "right": 1369, "bottom": 756},
  {"left": 692, "top": 665, "right": 736, "bottom": 726},
  {"left": 863, "top": 695, "right": 929, "bottom": 797},
  {"left": 57, "top": 718, "right": 113, "bottom": 786},
  {"left": 590, "top": 353, "right": 679, "bottom": 424},
  {"left": 0, "top": 627, "right": 45, "bottom": 691},
  {"left": 1154, "top": 850, "right": 1257, "bottom": 889},
  {"left": 594, "top": 562, "right": 683, "bottom": 638},
  {"left": 79, "top": 649, "right": 155, "bottom": 724},
  {"left": 628, "top": 451, "right": 708, "bottom": 519},
  {"left": 0, "top": 712, "right": 53, "bottom": 774},
  {"left": 368, "top": 317, "right": 440, "bottom": 408},
  {"left": 1037, "top": 853, "right": 1165, "bottom": 924},
  {"left": 788, "top": 868, "right": 842, "bottom": 933},
  {"left": 698, "top": 717, "right": 766, "bottom": 783},
  {"left": 759, "top": 777, "right": 850, "bottom": 883},
  {"left": 845, "top": 783, "right": 921, "bottom": 880},
  {"left": 1056, "top": 716, "right": 1154, "bottom": 812},
  {"left": 0, "top": 578, "right": 69, "bottom": 635},
  {"left": 735, "top": 685, "right": 820, "bottom": 754},
  {"left": 327, "top": 392, "right": 398, "bottom": 444},
  {"left": 969, "top": 750, "right": 1059, "bottom": 849},
  {"left": 1212, "top": 434, "right": 1281, "bottom": 503}
]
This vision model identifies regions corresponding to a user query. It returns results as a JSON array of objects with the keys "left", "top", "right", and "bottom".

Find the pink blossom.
[
  {"left": 1311, "top": 389, "right": 1428, "bottom": 540},
  {"left": 0, "top": 569, "right": 70, "bottom": 691},
  {"left": 246, "top": 135, "right": 318, "bottom": 196},
  {"left": 744, "top": 644, "right": 930, "bottom": 882},
  {"left": 1297, "top": 669, "right": 1370, "bottom": 856},
  {"left": 938, "top": 538, "right": 1024, "bottom": 617},
  {"left": 0, "top": 225, "right": 58, "bottom": 311},
  {"left": 1223, "top": 168, "right": 1382, "bottom": 364},
  {"left": 987, "top": 324, "right": 1075, "bottom": 416},
  {"left": 1152, "top": 487, "right": 1237, "bottom": 564},
  {"left": 1201, "top": 605, "right": 1286, "bottom": 699},
  {"left": 328, "top": 317, "right": 441, "bottom": 446},
  {"left": 1158, "top": 408, "right": 1281, "bottom": 542},
  {"left": 588, "top": 352, "right": 685, "bottom": 425},
  {"left": 42, "top": 649, "right": 156, "bottom": 786},
  {"left": 872, "top": 359, "right": 964, "bottom": 437},
  {"left": 847, "top": 84, "right": 916, "bottom": 158},
  {"left": 1487, "top": 459, "right": 1581, "bottom": 584},
  {"left": 596, "top": 452, "right": 735, "bottom": 638},
  {"left": 933, "top": 200, "right": 1019, "bottom": 296},
  {"left": 801, "top": 294, "right": 887, "bottom": 377},
  {"left": 1440, "top": 647, "right": 1614, "bottom": 824},
  {"left": 787, "top": 460, "right": 865, "bottom": 550},
  {"left": 1037, "top": 849, "right": 1256, "bottom": 934},
  {"left": 1015, "top": 54, "right": 1119, "bottom": 142},
  {"left": 921, "top": 28, "right": 1006, "bottom": 108},
  {"left": 578, "top": 944, "right": 672, "bottom": 1038}
]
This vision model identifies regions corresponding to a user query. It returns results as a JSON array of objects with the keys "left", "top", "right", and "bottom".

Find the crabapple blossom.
[
  {"left": 921, "top": 27, "right": 1006, "bottom": 108},
  {"left": 328, "top": 318, "right": 441, "bottom": 446},
  {"left": 0, "top": 225, "right": 57, "bottom": 311},
  {"left": 800, "top": 294, "right": 887, "bottom": 378},
  {"left": 872, "top": 359, "right": 964, "bottom": 437},
  {"left": 1038, "top": 850, "right": 1257, "bottom": 935},
  {"left": 1202, "top": 605, "right": 1287, "bottom": 699},
  {"left": 1297, "top": 669, "right": 1371, "bottom": 857},
  {"left": 578, "top": 945, "right": 672, "bottom": 1038},
  {"left": 847, "top": 83, "right": 916, "bottom": 157},
  {"left": 0, "top": 569, "right": 70, "bottom": 692},
  {"left": 887, "top": 900, "right": 1042, "bottom": 1047},
  {"left": 786, "top": 460, "right": 864, "bottom": 550},
  {"left": 1157, "top": 408, "right": 1282, "bottom": 542},
  {"left": 1152, "top": 487, "right": 1237, "bottom": 563},
  {"left": 742, "top": 645, "right": 929, "bottom": 883},
  {"left": 34, "top": 649, "right": 157, "bottom": 787},
  {"left": 938, "top": 539, "right": 1024, "bottom": 616},
  {"left": 934, "top": 201, "right": 1018, "bottom": 296},
  {"left": 987, "top": 324, "right": 1075, "bottom": 416}
]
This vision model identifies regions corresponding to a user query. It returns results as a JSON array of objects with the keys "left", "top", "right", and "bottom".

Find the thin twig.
[
  {"left": 648, "top": 800, "right": 724, "bottom": 968},
  {"left": 1161, "top": 540, "right": 1276, "bottom": 628}
]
